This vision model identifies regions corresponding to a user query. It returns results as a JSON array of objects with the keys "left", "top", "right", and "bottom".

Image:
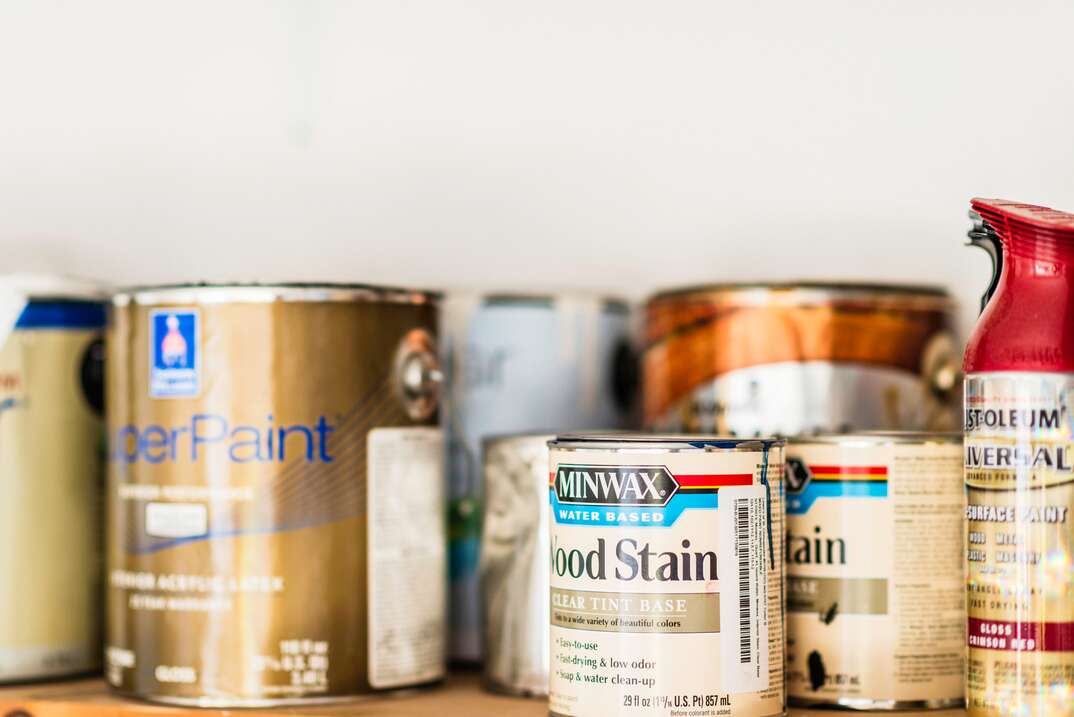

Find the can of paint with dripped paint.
[
  {"left": 0, "top": 274, "right": 106, "bottom": 682},
  {"left": 548, "top": 434, "right": 785, "bottom": 717},
  {"left": 106, "top": 283, "right": 446, "bottom": 706},
  {"left": 784, "top": 433, "right": 964, "bottom": 710}
]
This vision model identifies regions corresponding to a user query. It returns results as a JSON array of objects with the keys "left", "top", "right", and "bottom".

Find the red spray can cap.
[
  {"left": 971, "top": 198, "right": 1074, "bottom": 249},
  {"left": 965, "top": 198, "right": 1074, "bottom": 373}
]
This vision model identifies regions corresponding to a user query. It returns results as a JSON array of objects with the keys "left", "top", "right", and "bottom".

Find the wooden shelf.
[{"left": 0, "top": 672, "right": 967, "bottom": 716}]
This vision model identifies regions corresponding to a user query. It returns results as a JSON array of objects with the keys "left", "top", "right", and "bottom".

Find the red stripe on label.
[
  {"left": 676, "top": 473, "right": 754, "bottom": 488},
  {"left": 808, "top": 465, "right": 887, "bottom": 476},
  {"left": 968, "top": 618, "right": 1074, "bottom": 652},
  {"left": 548, "top": 471, "right": 753, "bottom": 488}
]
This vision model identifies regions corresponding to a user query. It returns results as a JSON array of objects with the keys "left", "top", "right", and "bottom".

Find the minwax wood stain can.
[
  {"left": 105, "top": 284, "right": 446, "bottom": 706},
  {"left": 548, "top": 434, "right": 785, "bottom": 717},
  {"left": 784, "top": 433, "right": 965, "bottom": 710}
]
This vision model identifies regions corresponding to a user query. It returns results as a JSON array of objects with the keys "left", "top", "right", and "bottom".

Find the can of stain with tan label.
[
  {"left": 548, "top": 434, "right": 785, "bottom": 717},
  {"left": 105, "top": 283, "right": 446, "bottom": 706},
  {"left": 784, "top": 433, "right": 964, "bottom": 709},
  {"left": 0, "top": 275, "right": 105, "bottom": 682}
]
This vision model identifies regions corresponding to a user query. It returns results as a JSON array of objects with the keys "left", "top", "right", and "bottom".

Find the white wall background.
[{"left": 3, "top": 1, "right": 1074, "bottom": 335}]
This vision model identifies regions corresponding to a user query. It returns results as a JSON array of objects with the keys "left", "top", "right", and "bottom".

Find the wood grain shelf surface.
[{"left": 0, "top": 672, "right": 967, "bottom": 717}]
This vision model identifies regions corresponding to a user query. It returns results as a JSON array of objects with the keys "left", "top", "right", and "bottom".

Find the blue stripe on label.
[
  {"left": 786, "top": 480, "right": 887, "bottom": 515},
  {"left": 15, "top": 301, "right": 105, "bottom": 329},
  {"left": 550, "top": 490, "right": 718, "bottom": 527}
]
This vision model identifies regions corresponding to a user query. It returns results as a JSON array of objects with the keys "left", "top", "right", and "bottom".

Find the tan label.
[
  {"left": 106, "top": 297, "right": 442, "bottom": 702},
  {"left": 0, "top": 324, "right": 102, "bottom": 679},
  {"left": 785, "top": 440, "right": 964, "bottom": 705},
  {"left": 548, "top": 444, "right": 784, "bottom": 717},
  {"left": 965, "top": 373, "right": 1074, "bottom": 717},
  {"left": 786, "top": 577, "right": 888, "bottom": 616},
  {"left": 551, "top": 589, "right": 720, "bottom": 633},
  {"left": 367, "top": 427, "right": 445, "bottom": 689}
]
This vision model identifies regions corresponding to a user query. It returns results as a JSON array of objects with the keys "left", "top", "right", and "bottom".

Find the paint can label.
[
  {"left": 367, "top": 427, "right": 446, "bottom": 689},
  {"left": 964, "top": 373, "right": 1074, "bottom": 717},
  {"left": 785, "top": 440, "right": 964, "bottom": 706}
]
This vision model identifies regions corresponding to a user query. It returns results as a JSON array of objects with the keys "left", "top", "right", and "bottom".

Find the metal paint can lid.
[
  {"left": 789, "top": 431, "right": 962, "bottom": 447},
  {"left": 112, "top": 281, "right": 440, "bottom": 306},
  {"left": 646, "top": 281, "right": 953, "bottom": 307},
  {"left": 0, "top": 273, "right": 107, "bottom": 341},
  {"left": 550, "top": 432, "right": 785, "bottom": 452}
]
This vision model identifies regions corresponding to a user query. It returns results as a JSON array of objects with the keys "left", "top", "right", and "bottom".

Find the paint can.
[
  {"left": 444, "top": 294, "right": 635, "bottom": 661},
  {"left": 784, "top": 433, "right": 964, "bottom": 709},
  {"left": 643, "top": 283, "right": 960, "bottom": 435},
  {"left": 105, "top": 283, "right": 445, "bottom": 705},
  {"left": 548, "top": 434, "right": 785, "bottom": 717},
  {"left": 0, "top": 274, "right": 106, "bottom": 682},
  {"left": 480, "top": 433, "right": 553, "bottom": 697}
]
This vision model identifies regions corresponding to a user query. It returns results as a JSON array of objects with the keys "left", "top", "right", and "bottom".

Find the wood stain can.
[
  {"left": 643, "top": 283, "right": 960, "bottom": 436},
  {"left": 548, "top": 434, "right": 785, "bottom": 717},
  {"left": 0, "top": 276, "right": 105, "bottom": 682},
  {"left": 105, "top": 283, "right": 446, "bottom": 706},
  {"left": 784, "top": 433, "right": 964, "bottom": 709}
]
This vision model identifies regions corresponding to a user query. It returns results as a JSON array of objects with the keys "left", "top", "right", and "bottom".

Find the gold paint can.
[{"left": 105, "top": 283, "right": 445, "bottom": 705}]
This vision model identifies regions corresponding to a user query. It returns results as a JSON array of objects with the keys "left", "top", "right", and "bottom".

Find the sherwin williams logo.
[
  {"left": 150, "top": 309, "right": 199, "bottom": 398},
  {"left": 554, "top": 464, "right": 679, "bottom": 506}
]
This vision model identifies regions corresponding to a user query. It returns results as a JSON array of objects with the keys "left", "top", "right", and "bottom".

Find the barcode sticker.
[{"left": 719, "top": 484, "right": 769, "bottom": 693}]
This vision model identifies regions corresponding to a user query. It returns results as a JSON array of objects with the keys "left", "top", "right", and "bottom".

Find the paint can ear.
[
  {"left": 80, "top": 337, "right": 105, "bottom": 416},
  {"left": 393, "top": 328, "right": 441, "bottom": 422}
]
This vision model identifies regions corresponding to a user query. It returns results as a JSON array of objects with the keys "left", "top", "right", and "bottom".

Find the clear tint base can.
[{"left": 548, "top": 434, "right": 785, "bottom": 717}]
